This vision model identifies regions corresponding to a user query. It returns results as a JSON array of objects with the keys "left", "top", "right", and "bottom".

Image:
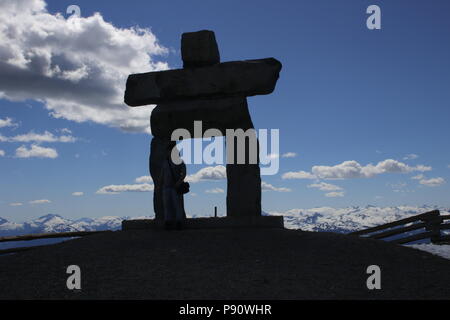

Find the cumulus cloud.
[
  {"left": 308, "top": 182, "right": 342, "bottom": 191},
  {"left": 135, "top": 175, "right": 153, "bottom": 183},
  {"left": 59, "top": 128, "right": 72, "bottom": 134},
  {"left": 411, "top": 174, "right": 445, "bottom": 187},
  {"left": 0, "top": 131, "right": 76, "bottom": 143},
  {"left": 419, "top": 177, "right": 445, "bottom": 187},
  {"left": 307, "top": 182, "right": 344, "bottom": 197},
  {"left": 0, "top": 117, "right": 18, "bottom": 128},
  {"left": 96, "top": 183, "right": 154, "bottom": 194},
  {"left": 29, "top": 199, "right": 51, "bottom": 204},
  {"left": 186, "top": 165, "right": 227, "bottom": 183},
  {"left": 0, "top": 0, "right": 168, "bottom": 133},
  {"left": 72, "top": 191, "right": 84, "bottom": 196},
  {"left": 205, "top": 188, "right": 224, "bottom": 194},
  {"left": 282, "top": 170, "right": 316, "bottom": 180},
  {"left": 261, "top": 181, "right": 291, "bottom": 192},
  {"left": 311, "top": 159, "right": 431, "bottom": 180},
  {"left": 9, "top": 202, "right": 23, "bottom": 206},
  {"left": 15, "top": 144, "right": 58, "bottom": 158},
  {"left": 0, "top": 149, "right": 4, "bottom": 157},
  {"left": 281, "top": 152, "right": 297, "bottom": 158},
  {"left": 403, "top": 154, "right": 419, "bottom": 160},
  {"left": 325, "top": 192, "right": 345, "bottom": 198}
]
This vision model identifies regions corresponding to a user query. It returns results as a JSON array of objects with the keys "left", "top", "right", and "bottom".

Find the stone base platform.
[{"left": 122, "top": 216, "right": 284, "bottom": 231}]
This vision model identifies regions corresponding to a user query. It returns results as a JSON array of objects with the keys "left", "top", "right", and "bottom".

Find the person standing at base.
[{"left": 160, "top": 143, "right": 186, "bottom": 230}]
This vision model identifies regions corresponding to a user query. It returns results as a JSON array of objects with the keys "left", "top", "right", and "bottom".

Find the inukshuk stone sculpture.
[{"left": 124, "top": 30, "right": 281, "bottom": 221}]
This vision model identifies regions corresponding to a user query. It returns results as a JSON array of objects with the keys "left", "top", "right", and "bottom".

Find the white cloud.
[
  {"left": 282, "top": 170, "right": 316, "bottom": 180},
  {"left": 29, "top": 199, "right": 51, "bottom": 204},
  {"left": 9, "top": 202, "right": 23, "bottom": 206},
  {"left": 261, "top": 181, "right": 291, "bottom": 192},
  {"left": 15, "top": 144, "right": 58, "bottom": 158},
  {"left": 325, "top": 192, "right": 345, "bottom": 198},
  {"left": 403, "top": 154, "right": 419, "bottom": 160},
  {"left": 0, "top": 149, "right": 4, "bottom": 157},
  {"left": 96, "top": 183, "right": 154, "bottom": 194},
  {"left": 0, "top": 117, "right": 18, "bottom": 128},
  {"left": 186, "top": 165, "right": 227, "bottom": 183},
  {"left": 419, "top": 177, "right": 445, "bottom": 187},
  {"left": 205, "top": 188, "right": 224, "bottom": 194},
  {"left": 72, "top": 191, "right": 84, "bottom": 196},
  {"left": 308, "top": 182, "right": 342, "bottom": 191},
  {"left": 1, "top": 131, "right": 76, "bottom": 143},
  {"left": 281, "top": 152, "right": 297, "bottom": 158},
  {"left": 0, "top": 0, "right": 168, "bottom": 133},
  {"left": 411, "top": 174, "right": 446, "bottom": 187},
  {"left": 59, "top": 128, "right": 72, "bottom": 134},
  {"left": 311, "top": 159, "right": 431, "bottom": 180},
  {"left": 135, "top": 175, "right": 153, "bottom": 183}
]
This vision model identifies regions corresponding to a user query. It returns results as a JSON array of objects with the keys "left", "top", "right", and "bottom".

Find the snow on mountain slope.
[
  {"left": 1, "top": 205, "right": 447, "bottom": 237},
  {"left": 407, "top": 244, "right": 450, "bottom": 260},
  {"left": 268, "top": 205, "right": 449, "bottom": 233},
  {"left": 0, "top": 214, "right": 125, "bottom": 237}
]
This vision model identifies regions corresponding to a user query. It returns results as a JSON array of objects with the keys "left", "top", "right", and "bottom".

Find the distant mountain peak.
[{"left": 36, "top": 214, "right": 64, "bottom": 220}]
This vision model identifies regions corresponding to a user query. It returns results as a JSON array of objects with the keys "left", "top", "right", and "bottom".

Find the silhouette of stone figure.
[
  {"left": 125, "top": 30, "right": 281, "bottom": 220},
  {"left": 160, "top": 144, "right": 186, "bottom": 228},
  {"left": 149, "top": 137, "right": 168, "bottom": 221},
  {"left": 150, "top": 137, "right": 186, "bottom": 221}
]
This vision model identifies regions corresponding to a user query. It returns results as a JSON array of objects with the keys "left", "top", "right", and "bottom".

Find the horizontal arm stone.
[{"left": 124, "top": 58, "right": 282, "bottom": 106}]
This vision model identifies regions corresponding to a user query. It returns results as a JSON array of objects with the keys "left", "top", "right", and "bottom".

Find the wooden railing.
[
  {"left": 0, "top": 230, "right": 111, "bottom": 255},
  {"left": 350, "top": 210, "right": 450, "bottom": 244}
]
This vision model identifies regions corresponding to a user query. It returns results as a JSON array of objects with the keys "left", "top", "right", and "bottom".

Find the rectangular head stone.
[{"left": 181, "top": 30, "right": 220, "bottom": 68}]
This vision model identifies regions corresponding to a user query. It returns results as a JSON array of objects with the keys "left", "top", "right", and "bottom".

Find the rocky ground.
[{"left": 0, "top": 228, "right": 449, "bottom": 299}]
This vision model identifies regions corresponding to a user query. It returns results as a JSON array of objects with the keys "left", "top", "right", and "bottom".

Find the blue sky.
[{"left": 1, "top": 0, "right": 450, "bottom": 222}]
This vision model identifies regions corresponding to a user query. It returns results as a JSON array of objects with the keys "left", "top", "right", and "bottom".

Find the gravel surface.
[{"left": 0, "top": 228, "right": 449, "bottom": 299}]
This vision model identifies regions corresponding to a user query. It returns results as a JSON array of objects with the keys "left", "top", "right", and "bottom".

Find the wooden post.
[
  {"left": 214, "top": 206, "right": 217, "bottom": 218},
  {"left": 424, "top": 215, "right": 443, "bottom": 244}
]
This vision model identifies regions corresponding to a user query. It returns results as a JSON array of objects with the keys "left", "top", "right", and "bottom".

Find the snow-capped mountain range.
[
  {"left": 0, "top": 214, "right": 126, "bottom": 237},
  {"left": 1, "top": 205, "right": 448, "bottom": 237},
  {"left": 268, "top": 205, "right": 450, "bottom": 233},
  {"left": 2, "top": 205, "right": 448, "bottom": 259}
]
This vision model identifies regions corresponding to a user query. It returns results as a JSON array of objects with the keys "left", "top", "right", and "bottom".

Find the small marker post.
[{"left": 214, "top": 206, "right": 217, "bottom": 218}]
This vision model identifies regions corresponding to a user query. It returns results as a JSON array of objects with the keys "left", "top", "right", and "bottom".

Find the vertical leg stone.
[
  {"left": 226, "top": 126, "right": 262, "bottom": 217},
  {"left": 226, "top": 163, "right": 261, "bottom": 217},
  {"left": 149, "top": 137, "right": 166, "bottom": 221}
]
